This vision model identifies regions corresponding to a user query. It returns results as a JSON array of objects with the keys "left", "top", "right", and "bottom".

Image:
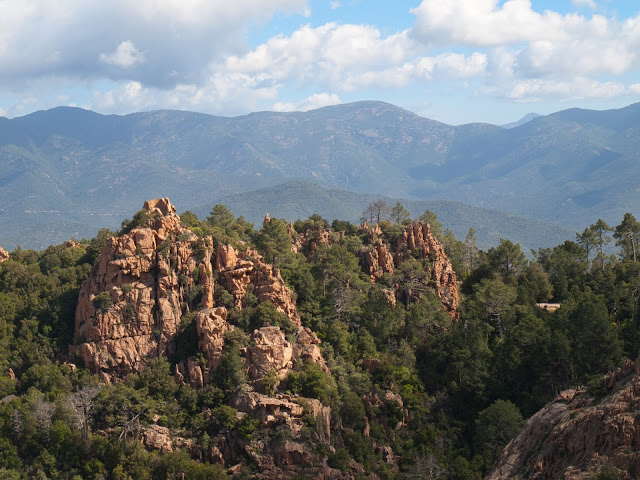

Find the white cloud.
[
  {"left": 99, "top": 41, "right": 145, "bottom": 68},
  {"left": 1, "top": 0, "right": 639, "bottom": 118},
  {"left": 506, "top": 78, "right": 628, "bottom": 102},
  {"left": 410, "top": 0, "right": 569, "bottom": 47},
  {"left": 572, "top": 0, "right": 596, "bottom": 9},
  {"left": 273, "top": 92, "right": 342, "bottom": 111},
  {"left": 407, "top": 0, "right": 640, "bottom": 109},
  {"left": 222, "top": 22, "right": 489, "bottom": 94},
  {"left": 226, "top": 23, "right": 412, "bottom": 79},
  {"left": 0, "top": 0, "right": 308, "bottom": 87}
]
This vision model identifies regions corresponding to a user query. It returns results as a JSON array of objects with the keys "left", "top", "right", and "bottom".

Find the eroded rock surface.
[
  {"left": 73, "top": 199, "right": 328, "bottom": 385},
  {"left": 216, "top": 245, "right": 300, "bottom": 325},
  {"left": 394, "top": 222, "right": 459, "bottom": 317},
  {"left": 72, "top": 199, "right": 215, "bottom": 380},
  {"left": 489, "top": 359, "right": 640, "bottom": 480},
  {"left": 294, "top": 220, "right": 459, "bottom": 318},
  {"left": 0, "top": 247, "right": 9, "bottom": 263}
]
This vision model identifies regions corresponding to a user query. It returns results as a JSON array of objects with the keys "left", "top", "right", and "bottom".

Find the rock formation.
[
  {"left": 393, "top": 222, "right": 459, "bottom": 317},
  {"left": 72, "top": 199, "right": 322, "bottom": 383},
  {"left": 72, "top": 198, "right": 215, "bottom": 381},
  {"left": 0, "top": 246, "right": 8, "bottom": 263},
  {"left": 361, "top": 242, "right": 395, "bottom": 280},
  {"left": 231, "top": 391, "right": 334, "bottom": 476},
  {"left": 488, "top": 356, "right": 640, "bottom": 480},
  {"left": 293, "top": 220, "right": 459, "bottom": 318},
  {"left": 216, "top": 245, "right": 300, "bottom": 325},
  {"left": 290, "top": 224, "right": 340, "bottom": 256}
]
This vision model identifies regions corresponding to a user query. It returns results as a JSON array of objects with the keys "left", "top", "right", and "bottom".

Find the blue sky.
[{"left": 1, "top": 1, "right": 640, "bottom": 125}]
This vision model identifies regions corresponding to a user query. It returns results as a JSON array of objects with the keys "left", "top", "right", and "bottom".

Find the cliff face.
[
  {"left": 72, "top": 198, "right": 215, "bottom": 381},
  {"left": 488, "top": 358, "right": 640, "bottom": 480},
  {"left": 72, "top": 199, "right": 323, "bottom": 383}
]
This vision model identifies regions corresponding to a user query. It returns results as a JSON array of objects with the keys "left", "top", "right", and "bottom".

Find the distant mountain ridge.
[
  {"left": 1, "top": 100, "right": 639, "bottom": 249},
  {"left": 194, "top": 181, "right": 576, "bottom": 252}
]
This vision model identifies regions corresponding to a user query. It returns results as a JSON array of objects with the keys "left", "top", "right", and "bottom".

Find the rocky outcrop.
[
  {"left": 361, "top": 242, "right": 394, "bottom": 280},
  {"left": 294, "top": 327, "right": 329, "bottom": 373},
  {"left": 246, "top": 326, "right": 294, "bottom": 381},
  {"left": 488, "top": 358, "right": 640, "bottom": 480},
  {"left": 175, "top": 307, "right": 229, "bottom": 387},
  {"left": 232, "top": 391, "right": 334, "bottom": 476},
  {"left": 73, "top": 199, "right": 330, "bottom": 384},
  {"left": 290, "top": 224, "right": 340, "bottom": 256},
  {"left": 216, "top": 245, "right": 300, "bottom": 325},
  {"left": 72, "top": 198, "right": 215, "bottom": 380},
  {"left": 292, "top": 220, "right": 458, "bottom": 317},
  {"left": 393, "top": 222, "right": 458, "bottom": 317},
  {"left": 0, "top": 246, "right": 8, "bottom": 263},
  {"left": 244, "top": 326, "right": 329, "bottom": 391}
]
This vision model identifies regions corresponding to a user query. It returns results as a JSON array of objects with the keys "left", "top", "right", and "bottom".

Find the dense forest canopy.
[{"left": 0, "top": 201, "right": 636, "bottom": 479}]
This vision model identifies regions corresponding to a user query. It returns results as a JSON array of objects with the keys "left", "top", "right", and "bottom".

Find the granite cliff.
[
  {"left": 488, "top": 356, "right": 640, "bottom": 480},
  {"left": 72, "top": 199, "right": 325, "bottom": 385}
]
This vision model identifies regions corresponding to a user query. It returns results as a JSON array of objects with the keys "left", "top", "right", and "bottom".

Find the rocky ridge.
[
  {"left": 73, "top": 199, "right": 326, "bottom": 386},
  {"left": 488, "top": 356, "right": 640, "bottom": 479},
  {"left": 291, "top": 220, "right": 459, "bottom": 317},
  {"left": 71, "top": 199, "right": 459, "bottom": 478}
]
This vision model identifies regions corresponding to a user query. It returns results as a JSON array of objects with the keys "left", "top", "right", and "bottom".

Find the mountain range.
[{"left": 2, "top": 100, "right": 639, "bottom": 249}]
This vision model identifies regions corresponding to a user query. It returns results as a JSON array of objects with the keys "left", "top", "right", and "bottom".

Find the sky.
[{"left": 1, "top": 0, "right": 640, "bottom": 125}]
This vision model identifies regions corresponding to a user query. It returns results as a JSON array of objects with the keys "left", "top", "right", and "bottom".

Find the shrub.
[{"left": 93, "top": 291, "right": 113, "bottom": 312}]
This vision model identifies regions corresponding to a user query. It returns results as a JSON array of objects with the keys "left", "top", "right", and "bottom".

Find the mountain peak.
[{"left": 501, "top": 112, "right": 542, "bottom": 129}]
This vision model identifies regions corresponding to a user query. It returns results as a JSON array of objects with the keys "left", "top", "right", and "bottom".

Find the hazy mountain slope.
[
  {"left": 501, "top": 112, "right": 541, "bottom": 129},
  {"left": 191, "top": 182, "right": 576, "bottom": 252},
  {"left": 1, "top": 100, "right": 639, "bottom": 248}
]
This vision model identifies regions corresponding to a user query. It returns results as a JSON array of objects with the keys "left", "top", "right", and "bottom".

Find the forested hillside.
[{"left": 0, "top": 200, "right": 636, "bottom": 479}]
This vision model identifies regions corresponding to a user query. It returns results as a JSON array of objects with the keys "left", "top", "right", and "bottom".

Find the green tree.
[
  {"left": 590, "top": 219, "right": 614, "bottom": 272},
  {"left": 474, "top": 399, "right": 523, "bottom": 471},
  {"left": 472, "top": 275, "right": 518, "bottom": 340},
  {"left": 180, "top": 210, "right": 201, "bottom": 228},
  {"left": 206, "top": 204, "right": 235, "bottom": 230},
  {"left": 517, "top": 262, "right": 553, "bottom": 305},
  {"left": 464, "top": 227, "right": 479, "bottom": 276},
  {"left": 253, "top": 217, "right": 292, "bottom": 265},
  {"left": 576, "top": 226, "right": 597, "bottom": 263},
  {"left": 535, "top": 240, "right": 587, "bottom": 301},
  {"left": 362, "top": 200, "right": 391, "bottom": 224},
  {"left": 614, "top": 213, "right": 640, "bottom": 262},
  {"left": 390, "top": 202, "right": 411, "bottom": 225},
  {"left": 487, "top": 239, "right": 527, "bottom": 283},
  {"left": 556, "top": 290, "right": 622, "bottom": 379}
]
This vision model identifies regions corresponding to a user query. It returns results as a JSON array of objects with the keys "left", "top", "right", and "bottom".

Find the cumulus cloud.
[
  {"left": 99, "top": 41, "right": 145, "bottom": 68},
  {"left": 1, "top": 0, "right": 640, "bottom": 118},
  {"left": 225, "top": 23, "right": 412, "bottom": 80},
  {"left": 0, "top": 0, "right": 307, "bottom": 87},
  {"left": 410, "top": 0, "right": 569, "bottom": 47},
  {"left": 273, "top": 92, "right": 342, "bottom": 111}
]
